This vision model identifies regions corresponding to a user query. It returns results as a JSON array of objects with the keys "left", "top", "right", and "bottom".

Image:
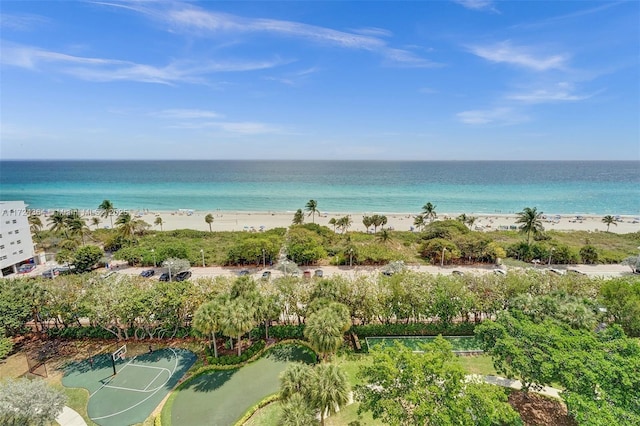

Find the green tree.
[
  {"left": 293, "top": 209, "right": 304, "bottom": 225},
  {"left": 515, "top": 206, "right": 544, "bottom": 245},
  {"left": 0, "top": 378, "right": 67, "bottom": 426},
  {"left": 280, "top": 393, "right": 317, "bottom": 426},
  {"left": 66, "top": 212, "right": 88, "bottom": 245},
  {"left": 192, "top": 299, "right": 223, "bottom": 358},
  {"left": 0, "top": 332, "right": 12, "bottom": 360},
  {"left": 91, "top": 216, "right": 101, "bottom": 229},
  {"left": 205, "top": 213, "right": 214, "bottom": 232},
  {"left": 28, "top": 214, "right": 42, "bottom": 240},
  {"left": 311, "top": 363, "right": 350, "bottom": 426},
  {"left": 98, "top": 199, "right": 116, "bottom": 229},
  {"left": 413, "top": 214, "right": 425, "bottom": 231},
  {"left": 600, "top": 278, "right": 640, "bottom": 337},
  {"left": 601, "top": 215, "right": 617, "bottom": 232},
  {"left": 73, "top": 245, "right": 103, "bottom": 273},
  {"left": 305, "top": 200, "right": 319, "bottom": 224},
  {"left": 356, "top": 337, "right": 520, "bottom": 426},
  {"left": 579, "top": 244, "right": 598, "bottom": 264},
  {"left": 220, "top": 299, "right": 255, "bottom": 356},
  {"left": 154, "top": 216, "right": 163, "bottom": 231},
  {"left": 303, "top": 307, "right": 345, "bottom": 361},
  {"left": 421, "top": 201, "right": 437, "bottom": 222},
  {"left": 280, "top": 363, "right": 314, "bottom": 401},
  {"left": 336, "top": 215, "right": 352, "bottom": 233},
  {"left": 47, "top": 210, "right": 67, "bottom": 236},
  {"left": 362, "top": 215, "right": 373, "bottom": 232}
]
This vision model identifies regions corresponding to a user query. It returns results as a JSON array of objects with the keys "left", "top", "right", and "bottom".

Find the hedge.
[
  {"left": 249, "top": 324, "right": 305, "bottom": 340},
  {"left": 207, "top": 339, "right": 266, "bottom": 365},
  {"left": 350, "top": 322, "right": 475, "bottom": 337}
]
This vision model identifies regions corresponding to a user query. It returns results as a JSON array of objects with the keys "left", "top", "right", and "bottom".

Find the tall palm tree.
[
  {"left": 305, "top": 200, "right": 319, "bottom": 224},
  {"left": 310, "top": 364, "right": 350, "bottom": 426},
  {"left": 154, "top": 216, "right": 164, "bottom": 231},
  {"left": 192, "top": 300, "right": 222, "bottom": 358},
  {"left": 90, "top": 217, "right": 101, "bottom": 229},
  {"left": 221, "top": 299, "right": 255, "bottom": 356},
  {"left": 515, "top": 207, "right": 545, "bottom": 245},
  {"left": 66, "top": 214, "right": 88, "bottom": 245},
  {"left": 413, "top": 214, "right": 425, "bottom": 231},
  {"left": 48, "top": 210, "right": 67, "bottom": 236},
  {"left": 304, "top": 309, "right": 343, "bottom": 361},
  {"left": 292, "top": 209, "right": 304, "bottom": 225},
  {"left": 328, "top": 217, "right": 337, "bottom": 231},
  {"left": 377, "top": 229, "right": 391, "bottom": 244},
  {"left": 28, "top": 214, "right": 43, "bottom": 240},
  {"left": 336, "top": 215, "right": 352, "bottom": 233},
  {"left": 602, "top": 215, "right": 617, "bottom": 232},
  {"left": 280, "top": 363, "right": 313, "bottom": 401},
  {"left": 98, "top": 199, "right": 116, "bottom": 229},
  {"left": 422, "top": 202, "right": 437, "bottom": 223},
  {"left": 371, "top": 214, "right": 384, "bottom": 233},
  {"left": 362, "top": 215, "right": 373, "bottom": 233},
  {"left": 204, "top": 213, "right": 214, "bottom": 232},
  {"left": 115, "top": 212, "right": 136, "bottom": 239}
]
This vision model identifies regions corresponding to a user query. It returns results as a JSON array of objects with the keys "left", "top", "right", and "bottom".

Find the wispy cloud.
[
  {"left": 452, "top": 0, "right": 498, "bottom": 12},
  {"left": 99, "top": 1, "right": 438, "bottom": 68},
  {"left": 0, "top": 43, "right": 286, "bottom": 84},
  {"left": 0, "top": 13, "right": 51, "bottom": 31},
  {"left": 468, "top": 41, "right": 568, "bottom": 71},
  {"left": 152, "top": 107, "right": 283, "bottom": 135},
  {"left": 457, "top": 107, "right": 528, "bottom": 125},
  {"left": 507, "top": 82, "right": 595, "bottom": 104},
  {"left": 152, "top": 109, "right": 222, "bottom": 119}
]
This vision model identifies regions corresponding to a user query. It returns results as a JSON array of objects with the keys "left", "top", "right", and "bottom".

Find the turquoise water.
[{"left": 0, "top": 160, "right": 638, "bottom": 215}]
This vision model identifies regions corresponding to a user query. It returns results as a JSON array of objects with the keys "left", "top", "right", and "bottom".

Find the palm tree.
[
  {"left": 115, "top": 212, "right": 136, "bottom": 239},
  {"left": 310, "top": 364, "right": 350, "bottom": 426},
  {"left": 422, "top": 202, "right": 437, "bottom": 222},
  {"left": 371, "top": 214, "right": 384, "bottom": 233},
  {"left": 305, "top": 200, "right": 319, "bottom": 224},
  {"left": 280, "top": 364, "right": 313, "bottom": 401},
  {"left": 362, "top": 215, "right": 373, "bottom": 233},
  {"left": 466, "top": 216, "right": 477, "bottom": 229},
  {"left": 304, "top": 309, "right": 343, "bottom": 361},
  {"left": 336, "top": 215, "right": 352, "bottom": 233},
  {"left": 66, "top": 214, "right": 88, "bottom": 245},
  {"left": 204, "top": 213, "right": 214, "bottom": 232},
  {"left": 515, "top": 207, "right": 545, "bottom": 245},
  {"left": 280, "top": 393, "right": 317, "bottom": 426},
  {"left": 154, "top": 216, "right": 164, "bottom": 231},
  {"left": 91, "top": 217, "right": 101, "bottom": 229},
  {"left": 221, "top": 299, "right": 255, "bottom": 356},
  {"left": 28, "top": 214, "right": 42, "bottom": 240},
  {"left": 602, "top": 215, "right": 617, "bottom": 232},
  {"left": 328, "top": 217, "right": 337, "bottom": 232},
  {"left": 377, "top": 229, "right": 391, "bottom": 244},
  {"left": 413, "top": 214, "right": 425, "bottom": 231},
  {"left": 292, "top": 209, "right": 304, "bottom": 225},
  {"left": 192, "top": 300, "right": 222, "bottom": 358},
  {"left": 98, "top": 199, "right": 116, "bottom": 229},
  {"left": 48, "top": 211, "right": 67, "bottom": 236}
]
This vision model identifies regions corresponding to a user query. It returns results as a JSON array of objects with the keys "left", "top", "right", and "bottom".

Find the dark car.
[
  {"left": 238, "top": 269, "right": 250, "bottom": 276},
  {"left": 175, "top": 271, "right": 192, "bottom": 281},
  {"left": 261, "top": 271, "right": 271, "bottom": 279},
  {"left": 314, "top": 269, "right": 323, "bottom": 277},
  {"left": 140, "top": 269, "right": 155, "bottom": 278},
  {"left": 18, "top": 264, "right": 36, "bottom": 273},
  {"left": 452, "top": 270, "right": 464, "bottom": 276},
  {"left": 159, "top": 272, "right": 171, "bottom": 282},
  {"left": 381, "top": 270, "right": 394, "bottom": 276}
]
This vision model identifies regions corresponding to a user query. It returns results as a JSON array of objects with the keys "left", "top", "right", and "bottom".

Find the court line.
[
  {"left": 89, "top": 355, "right": 137, "bottom": 398},
  {"left": 144, "top": 370, "right": 166, "bottom": 391},
  {"left": 91, "top": 348, "right": 181, "bottom": 421}
]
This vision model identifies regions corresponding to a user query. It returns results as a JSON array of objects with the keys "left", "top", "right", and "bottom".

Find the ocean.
[{"left": 0, "top": 160, "right": 638, "bottom": 215}]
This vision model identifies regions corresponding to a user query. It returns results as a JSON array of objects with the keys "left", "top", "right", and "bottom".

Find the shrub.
[
  {"left": 351, "top": 322, "right": 475, "bottom": 338},
  {"left": 207, "top": 339, "right": 266, "bottom": 365}
]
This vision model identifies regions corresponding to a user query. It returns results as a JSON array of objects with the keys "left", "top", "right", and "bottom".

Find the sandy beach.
[{"left": 47, "top": 209, "right": 640, "bottom": 234}]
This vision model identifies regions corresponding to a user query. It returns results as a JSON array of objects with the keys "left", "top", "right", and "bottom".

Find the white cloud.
[
  {"left": 0, "top": 43, "right": 286, "bottom": 84},
  {"left": 452, "top": 0, "right": 497, "bottom": 12},
  {"left": 457, "top": 107, "right": 528, "bottom": 125},
  {"left": 109, "top": 1, "right": 438, "bottom": 68},
  {"left": 0, "top": 13, "right": 50, "bottom": 31},
  {"left": 468, "top": 41, "right": 568, "bottom": 71},
  {"left": 507, "top": 83, "right": 594, "bottom": 104},
  {"left": 152, "top": 109, "right": 222, "bottom": 119}
]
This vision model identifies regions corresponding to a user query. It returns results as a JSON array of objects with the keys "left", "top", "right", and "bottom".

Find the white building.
[{"left": 0, "top": 201, "right": 36, "bottom": 276}]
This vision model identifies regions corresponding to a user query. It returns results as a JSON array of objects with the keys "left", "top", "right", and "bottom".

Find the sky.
[{"left": 0, "top": 0, "right": 638, "bottom": 160}]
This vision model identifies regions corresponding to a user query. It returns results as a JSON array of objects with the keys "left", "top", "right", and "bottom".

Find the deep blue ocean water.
[{"left": 1, "top": 160, "right": 638, "bottom": 215}]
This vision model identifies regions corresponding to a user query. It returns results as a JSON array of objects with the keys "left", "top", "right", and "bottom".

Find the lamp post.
[
  {"left": 548, "top": 247, "right": 555, "bottom": 266},
  {"left": 262, "top": 248, "right": 266, "bottom": 268},
  {"left": 441, "top": 247, "right": 447, "bottom": 267},
  {"left": 200, "top": 249, "right": 205, "bottom": 267},
  {"left": 168, "top": 261, "right": 173, "bottom": 282},
  {"left": 151, "top": 249, "right": 156, "bottom": 268}
]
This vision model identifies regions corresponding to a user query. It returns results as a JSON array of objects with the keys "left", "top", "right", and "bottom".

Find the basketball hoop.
[{"left": 111, "top": 344, "right": 127, "bottom": 375}]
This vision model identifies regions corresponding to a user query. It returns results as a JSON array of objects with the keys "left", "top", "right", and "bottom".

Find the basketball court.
[{"left": 62, "top": 346, "right": 196, "bottom": 426}]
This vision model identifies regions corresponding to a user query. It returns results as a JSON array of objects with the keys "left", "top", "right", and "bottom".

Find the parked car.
[
  {"left": 381, "top": 270, "right": 394, "bottom": 276},
  {"left": 314, "top": 269, "right": 323, "bottom": 277},
  {"left": 261, "top": 271, "right": 271, "bottom": 279},
  {"left": 140, "top": 269, "right": 155, "bottom": 278},
  {"left": 56, "top": 266, "right": 72, "bottom": 275},
  {"left": 238, "top": 269, "right": 250, "bottom": 276},
  {"left": 18, "top": 264, "right": 36, "bottom": 273},
  {"left": 159, "top": 272, "right": 171, "bottom": 282},
  {"left": 175, "top": 271, "right": 192, "bottom": 282},
  {"left": 303, "top": 270, "right": 311, "bottom": 279},
  {"left": 42, "top": 269, "right": 57, "bottom": 279},
  {"left": 452, "top": 270, "right": 464, "bottom": 276}
]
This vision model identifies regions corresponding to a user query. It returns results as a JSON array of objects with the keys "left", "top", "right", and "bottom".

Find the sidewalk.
[{"left": 56, "top": 406, "right": 87, "bottom": 426}]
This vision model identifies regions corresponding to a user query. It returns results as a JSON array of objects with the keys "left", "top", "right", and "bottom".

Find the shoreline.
[{"left": 33, "top": 209, "right": 640, "bottom": 234}]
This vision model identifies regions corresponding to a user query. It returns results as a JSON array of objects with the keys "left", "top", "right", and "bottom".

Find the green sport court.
[
  {"left": 365, "top": 336, "right": 483, "bottom": 353},
  {"left": 63, "top": 348, "right": 196, "bottom": 426},
  {"left": 168, "top": 344, "right": 316, "bottom": 426}
]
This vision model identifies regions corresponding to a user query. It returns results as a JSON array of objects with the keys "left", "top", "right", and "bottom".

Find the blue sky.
[{"left": 1, "top": 0, "right": 638, "bottom": 160}]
